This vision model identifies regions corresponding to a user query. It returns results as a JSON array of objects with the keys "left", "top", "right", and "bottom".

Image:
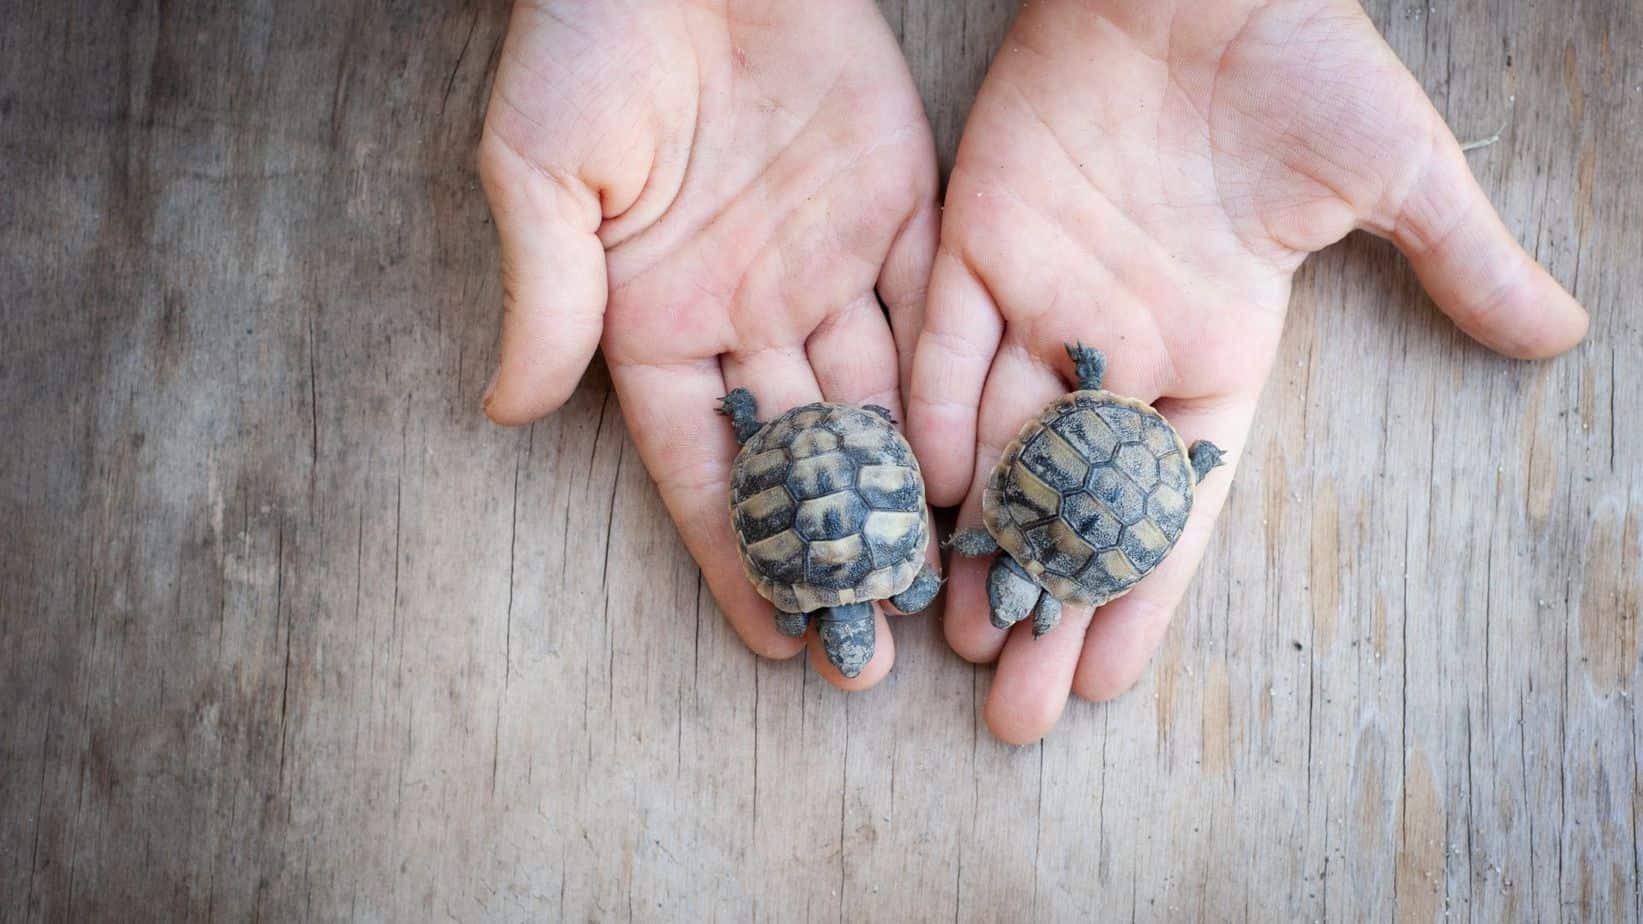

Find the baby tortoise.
[
  {"left": 950, "top": 344, "right": 1224, "bottom": 636},
  {"left": 720, "top": 390, "right": 940, "bottom": 677}
]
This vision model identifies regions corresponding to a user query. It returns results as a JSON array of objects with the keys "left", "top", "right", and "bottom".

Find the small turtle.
[
  {"left": 720, "top": 389, "right": 940, "bottom": 677},
  {"left": 950, "top": 343, "right": 1225, "bottom": 636}
]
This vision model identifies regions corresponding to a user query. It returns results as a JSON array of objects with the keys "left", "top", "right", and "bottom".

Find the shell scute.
[
  {"left": 1018, "top": 430, "right": 1089, "bottom": 492},
  {"left": 1028, "top": 519, "right": 1096, "bottom": 577},
  {"left": 1113, "top": 443, "right": 1160, "bottom": 488},
  {"left": 789, "top": 427, "right": 840, "bottom": 458},
  {"left": 1119, "top": 519, "right": 1172, "bottom": 571},
  {"left": 735, "top": 485, "right": 797, "bottom": 542},
  {"left": 1141, "top": 415, "right": 1178, "bottom": 456},
  {"left": 806, "top": 534, "right": 874, "bottom": 589},
  {"left": 1087, "top": 549, "right": 1141, "bottom": 596},
  {"left": 1088, "top": 467, "right": 1147, "bottom": 525},
  {"left": 1145, "top": 484, "right": 1189, "bottom": 533},
  {"left": 788, "top": 452, "right": 856, "bottom": 499},
  {"left": 1094, "top": 404, "right": 1144, "bottom": 442},
  {"left": 1003, "top": 465, "right": 1061, "bottom": 523},
  {"left": 838, "top": 422, "right": 909, "bottom": 465},
  {"left": 1060, "top": 492, "right": 1122, "bottom": 548},
  {"left": 732, "top": 449, "right": 790, "bottom": 502},
  {"left": 1052, "top": 407, "right": 1120, "bottom": 462},
  {"left": 786, "top": 407, "right": 828, "bottom": 431},
  {"left": 745, "top": 530, "right": 806, "bottom": 584},
  {"left": 862, "top": 511, "right": 925, "bottom": 568},
  {"left": 857, "top": 464, "right": 922, "bottom": 512},
  {"left": 795, "top": 491, "right": 869, "bottom": 541},
  {"left": 1158, "top": 452, "right": 1193, "bottom": 493},
  {"left": 759, "top": 417, "right": 798, "bottom": 449}
]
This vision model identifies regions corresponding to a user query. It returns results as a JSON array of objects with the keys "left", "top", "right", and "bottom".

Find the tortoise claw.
[
  {"left": 1030, "top": 594, "right": 1062, "bottom": 638},
  {"left": 888, "top": 564, "right": 941, "bottom": 614},
  {"left": 987, "top": 555, "right": 1040, "bottom": 629},
  {"left": 718, "top": 389, "right": 763, "bottom": 445},
  {"left": 774, "top": 609, "right": 808, "bottom": 638}
]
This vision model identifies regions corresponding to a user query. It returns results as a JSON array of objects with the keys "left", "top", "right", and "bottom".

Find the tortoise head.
[{"left": 1188, "top": 440, "right": 1225, "bottom": 483}]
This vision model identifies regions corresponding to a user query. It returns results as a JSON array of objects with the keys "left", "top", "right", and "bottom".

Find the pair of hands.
[{"left": 479, "top": 0, "right": 1586, "bottom": 743}]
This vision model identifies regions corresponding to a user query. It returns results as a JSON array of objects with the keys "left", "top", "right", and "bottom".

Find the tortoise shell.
[
  {"left": 729, "top": 403, "right": 928, "bottom": 614},
  {"left": 982, "top": 391, "right": 1195, "bottom": 607}
]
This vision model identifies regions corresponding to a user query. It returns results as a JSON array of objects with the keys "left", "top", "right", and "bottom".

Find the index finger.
[{"left": 906, "top": 248, "right": 1005, "bottom": 506}]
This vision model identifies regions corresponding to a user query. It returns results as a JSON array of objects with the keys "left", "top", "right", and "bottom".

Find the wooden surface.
[{"left": 1, "top": 1, "right": 1638, "bottom": 920}]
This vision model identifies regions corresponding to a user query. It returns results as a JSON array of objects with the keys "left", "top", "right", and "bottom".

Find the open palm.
[
  {"left": 908, "top": 0, "right": 1587, "bottom": 742},
  {"left": 479, "top": 0, "right": 940, "bottom": 688}
]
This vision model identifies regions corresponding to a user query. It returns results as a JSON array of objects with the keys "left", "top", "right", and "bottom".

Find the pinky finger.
[{"left": 609, "top": 358, "right": 806, "bottom": 662}]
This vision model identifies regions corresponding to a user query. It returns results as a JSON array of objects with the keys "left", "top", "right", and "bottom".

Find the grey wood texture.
[{"left": 1, "top": 1, "right": 1638, "bottom": 921}]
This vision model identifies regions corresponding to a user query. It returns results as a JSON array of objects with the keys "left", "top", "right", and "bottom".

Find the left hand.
[{"left": 478, "top": 0, "right": 940, "bottom": 689}]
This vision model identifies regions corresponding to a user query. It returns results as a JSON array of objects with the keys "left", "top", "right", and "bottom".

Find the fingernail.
[{"left": 481, "top": 367, "right": 501, "bottom": 412}]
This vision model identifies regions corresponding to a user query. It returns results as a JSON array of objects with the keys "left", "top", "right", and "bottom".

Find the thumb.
[
  {"left": 1380, "top": 117, "right": 1588, "bottom": 359},
  {"left": 477, "top": 130, "right": 607, "bottom": 425}
]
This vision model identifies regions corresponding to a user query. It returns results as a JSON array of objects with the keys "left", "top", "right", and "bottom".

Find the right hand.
[{"left": 905, "top": 0, "right": 1588, "bottom": 742}]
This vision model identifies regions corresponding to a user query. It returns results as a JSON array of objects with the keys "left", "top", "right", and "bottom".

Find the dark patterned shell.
[
  {"left": 730, "top": 404, "right": 928, "bottom": 614},
  {"left": 982, "top": 391, "right": 1195, "bottom": 607}
]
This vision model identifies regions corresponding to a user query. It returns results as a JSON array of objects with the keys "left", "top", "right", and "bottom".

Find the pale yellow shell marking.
[
  {"left": 1124, "top": 518, "right": 1171, "bottom": 559},
  {"left": 740, "top": 449, "right": 789, "bottom": 483},
  {"left": 808, "top": 534, "right": 865, "bottom": 567},
  {"left": 789, "top": 427, "right": 840, "bottom": 456},
  {"left": 1095, "top": 548, "right": 1140, "bottom": 584},
  {"left": 739, "top": 485, "right": 795, "bottom": 522},
  {"left": 793, "top": 492, "right": 864, "bottom": 539},
  {"left": 857, "top": 464, "right": 915, "bottom": 496},
  {"left": 862, "top": 511, "right": 923, "bottom": 549},
  {"left": 745, "top": 530, "right": 805, "bottom": 576}
]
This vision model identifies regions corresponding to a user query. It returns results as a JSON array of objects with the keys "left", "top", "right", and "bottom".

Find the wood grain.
[{"left": 1, "top": 1, "right": 1637, "bottom": 920}]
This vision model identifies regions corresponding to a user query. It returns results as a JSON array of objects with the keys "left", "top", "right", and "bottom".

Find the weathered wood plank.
[{"left": 0, "top": 1, "right": 1637, "bottom": 921}]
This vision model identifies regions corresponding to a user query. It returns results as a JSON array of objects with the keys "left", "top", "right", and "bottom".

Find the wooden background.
[{"left": 1, "top": 1, "right": 1638, "bottom": 920}]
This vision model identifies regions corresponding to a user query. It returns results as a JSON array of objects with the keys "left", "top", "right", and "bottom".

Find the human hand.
[
  {"left": 907, "top": 0, "right": 1588, "bottom": 742},
  {"left": 478, "top": 1, "right": 940, "bottom": 688}
]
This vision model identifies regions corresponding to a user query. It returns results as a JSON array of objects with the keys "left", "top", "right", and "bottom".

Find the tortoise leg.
[
  {"left": 717, "top": 388, "right": 764, "bottom": 446},
  {"left": 947, "top": 528, "right": 1000, "bottom": 557},
  {"left": 774, "top": 609, "right": 809, "bottom": 638},
  {"left": 1065, "top": 342, "right": 1107, "bottom": 391},
  {"left": 986, "top": 555, "right": 1042, "bottom": 630},
  {"left": 1188, "top": 440, "right": 1226, "bottom": 483},
  {"left": 888, "top": 563, "right": 941, "bottom": 614},
  {"left": 1030, "top": 594, "right": 1063, "bottom": 638},
  {"left": 817, "top": 602, "right": 876, "bottom": 678}
]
